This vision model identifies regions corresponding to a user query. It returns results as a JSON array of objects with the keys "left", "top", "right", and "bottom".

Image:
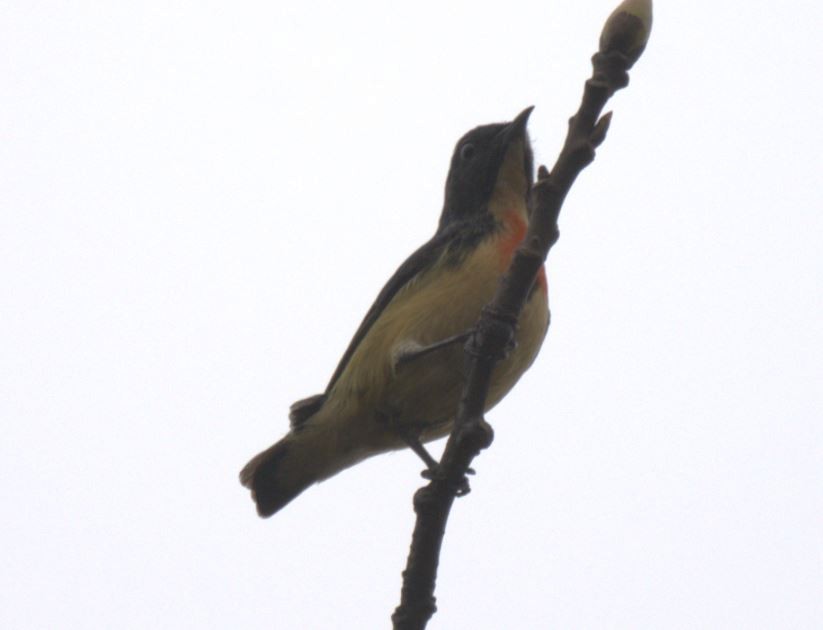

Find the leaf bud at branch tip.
[{"left": 599, "top": 0, "right": 653, "bottom": 67}]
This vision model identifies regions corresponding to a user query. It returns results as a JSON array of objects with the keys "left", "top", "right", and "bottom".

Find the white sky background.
[{"left": 1, "top": 0, "right": 821, "bottom": 628}]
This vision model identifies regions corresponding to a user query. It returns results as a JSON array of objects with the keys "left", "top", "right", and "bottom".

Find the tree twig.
[{"left": 391, "top": 2, "right": 653, "bottom": 628}]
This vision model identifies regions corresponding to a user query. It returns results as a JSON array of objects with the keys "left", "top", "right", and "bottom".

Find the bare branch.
[{"left": 392, "top": 3, "right": 653, "bottom": 628}]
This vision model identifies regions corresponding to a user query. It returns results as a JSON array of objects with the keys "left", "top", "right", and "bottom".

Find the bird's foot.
[{"left": 421, "top": 465, "right": 473, "bottom": 497}]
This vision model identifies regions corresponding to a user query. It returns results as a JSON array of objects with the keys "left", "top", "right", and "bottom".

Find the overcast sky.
[{"left": 2, "top": 1, "right": 821, "bottom": 628}]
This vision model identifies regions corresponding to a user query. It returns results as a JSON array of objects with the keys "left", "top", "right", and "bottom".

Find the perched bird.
[{"left": 241, "top": 107, "right": 549, "bottom": 517}]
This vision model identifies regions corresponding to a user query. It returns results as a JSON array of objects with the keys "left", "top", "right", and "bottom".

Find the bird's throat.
[{"left": 489, "top": 139, "right": 530, "bottom": 223}]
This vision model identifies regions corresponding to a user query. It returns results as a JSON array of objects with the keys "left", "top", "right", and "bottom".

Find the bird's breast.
[
  {"left": 327, "top": 208, "right": 549, "bottom": 447},
  {"left": 495, "top": 207, "right": 548, "bottom": 294}
]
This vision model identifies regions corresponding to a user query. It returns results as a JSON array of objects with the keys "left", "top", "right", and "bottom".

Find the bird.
[{"left": 240, "top": 106, "right": 550, "bottom": 517}]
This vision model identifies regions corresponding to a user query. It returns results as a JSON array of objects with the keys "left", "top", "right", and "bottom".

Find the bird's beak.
[
  {"left": 490, "top": 106, "right": 535, "bottom": 199},
  {"left": 500, "top": 106, "right": 534, "bottom": 146}
]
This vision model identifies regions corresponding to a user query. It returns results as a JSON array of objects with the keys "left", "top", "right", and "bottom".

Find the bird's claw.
[
  {"left": 420, "top": 466, "right": 472, "bottom": 497},
  {"left": 455, "top": 477, "right": 472, "bottom": 497}
]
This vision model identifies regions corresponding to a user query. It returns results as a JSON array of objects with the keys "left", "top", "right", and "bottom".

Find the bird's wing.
[
  {"left": 289, "top": 215, "right": 501, "bottom": 430},
  {"left": 324, "top": 213, "right": 503, "bottom": 394},
  {"left": 324, "top": 229, "right": 457, "bottom": 391},
  {"left": 288, "top": 230, "right": 453, "bottom": 430}
]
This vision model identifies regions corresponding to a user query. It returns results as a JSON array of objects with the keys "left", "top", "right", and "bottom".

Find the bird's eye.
[{"left": 460, "top": 143, "right": 476, "bottom": 161}]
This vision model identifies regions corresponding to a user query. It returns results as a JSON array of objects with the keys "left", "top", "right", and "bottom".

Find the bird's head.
[{"left": 439, "top": 106, "right": 534, "bottom": 231}]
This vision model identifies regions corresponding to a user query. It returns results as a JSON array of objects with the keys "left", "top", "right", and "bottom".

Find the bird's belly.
[
  {"left": 372, "top": 253, "right": 548, "bottom": 445},
  {"left": 411, "top": 286, "right": 549, "bottom": 443},
  {"left": 326, "top": 230, "right": 549, "bottom": 456}
]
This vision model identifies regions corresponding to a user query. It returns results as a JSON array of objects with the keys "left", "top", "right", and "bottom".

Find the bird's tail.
[{"left": 239, "top": 426, "right": 349, "bottom": 517}]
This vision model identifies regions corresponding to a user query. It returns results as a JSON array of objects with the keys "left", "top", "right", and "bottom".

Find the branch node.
[
  {"left": 411, "top": 484, "right": 444, "bottom": 516},
  {"left": 590, "top": 111, "right": 613, "bottom": 147},
  {"left": 592, "top": 52, "right": 631, "bottom": 92},
  {"left": 455, "top": 415, "right": 494, "bottom": 454},
  {"left": 537, "top": 164, "right": 551, "bottom": 181},
  {"left": 391, "top": 596, "right": 437, "bottom": 630}
]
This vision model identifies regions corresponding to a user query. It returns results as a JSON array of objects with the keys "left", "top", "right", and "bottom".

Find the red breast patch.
[{"left": 498, "top": 209, "right": 547, "bottom": 294}]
